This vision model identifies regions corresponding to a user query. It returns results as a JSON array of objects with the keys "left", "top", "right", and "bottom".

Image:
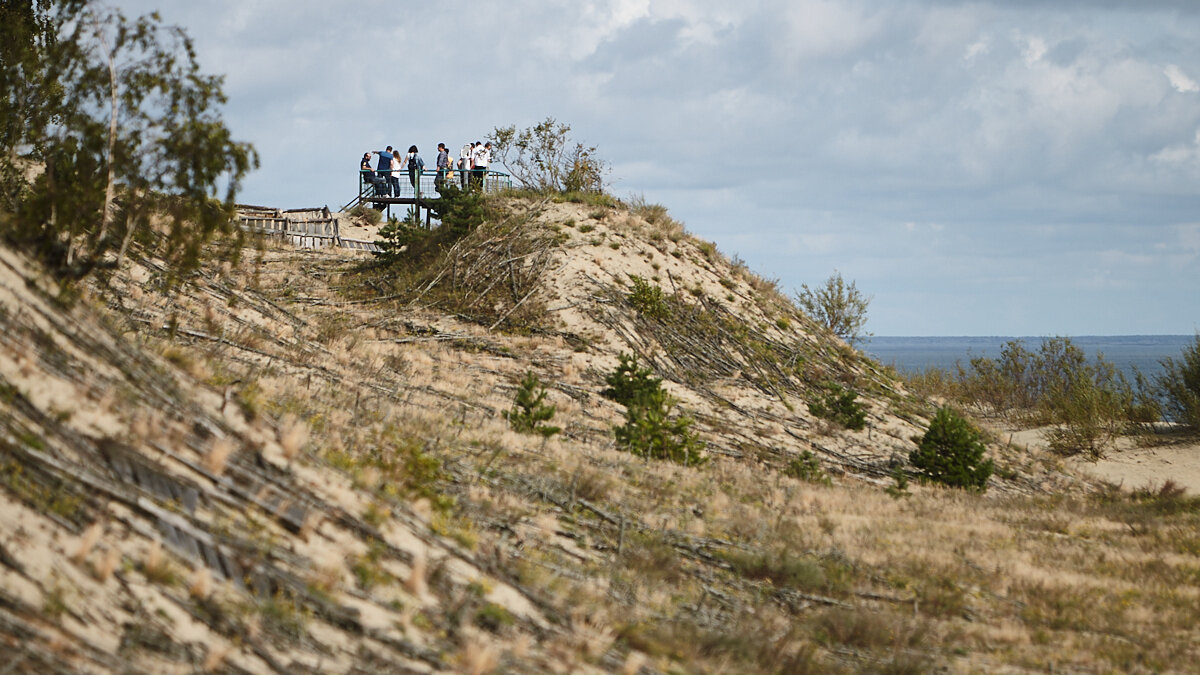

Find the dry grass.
[{"left": 0, "top": 197, "right": 1197, "bottom": 672}]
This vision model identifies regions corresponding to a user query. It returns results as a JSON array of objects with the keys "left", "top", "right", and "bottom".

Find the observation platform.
[{"left": 342, "top": 169, "right": 513, "bottom": 223}]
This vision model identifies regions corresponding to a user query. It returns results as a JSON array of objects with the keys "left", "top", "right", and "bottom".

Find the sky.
[{"left": 111, "top": 0, "right": 1200, "bottom": 336}]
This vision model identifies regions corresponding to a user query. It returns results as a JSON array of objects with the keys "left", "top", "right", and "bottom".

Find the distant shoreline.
[
  {"left": 870, "top": 334, "right": 1196, "bottom": 339},
  {"left": 864, "top": 335, "right": 1195, "bottom": 377}
]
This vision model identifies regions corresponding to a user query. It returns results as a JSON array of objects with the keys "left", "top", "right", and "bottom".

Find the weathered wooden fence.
[{"left": 236, "top": 205, "right": 380, "bottom": 252}]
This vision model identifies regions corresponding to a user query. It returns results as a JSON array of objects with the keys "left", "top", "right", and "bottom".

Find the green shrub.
[
  {"left": 808, "top": 383, "right": 867, "bottom": 431},
  {"left": 490, "top": 118, "right": 609, "bottom": 193},
  {"left": 946, "top": 337, "right": 1154, "bottom": 453},
  {"left": 503, "top": 371, "right": 561, "bottom": 438},
  {"left": 603, "top": 353, "right": 705, "bottom": 466},
  {"left": 614, "top": 385, "right": 705, "bottom": 466},
  {"left": 1157, "top": 334, "right": 1200, "bottom": 430},
  {"left": 373, "top": 215, "right": 426, "bottom": 264},
  {"left": 627, "top": 275, "right": 670, "bottom": 319},
  {"left": 1044, "top": 362, "right": 1128, "bottom": 459},
  {"left": 602, "top": 353, "right": 661, "bottom": 406},
  {"left": 885, "top": 467, "right": 910, "bottom": 499},
  {"left": 910, "top": 407, "right": 993, "bottom": 490},
  {"left": 795, "top": 271, "right": 872, "bottom": 346},
  {"left": 785, "top": 450, "right": 830, "bottom": 485},
  {"left": 428, "top": 183, "right": 486, "bottom": 238}
]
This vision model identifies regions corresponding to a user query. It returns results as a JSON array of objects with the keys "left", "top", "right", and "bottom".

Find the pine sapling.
[{"left": 504, "top": 371, "right": 561, "bottom": 438}]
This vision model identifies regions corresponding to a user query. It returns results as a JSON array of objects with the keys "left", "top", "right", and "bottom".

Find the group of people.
[{"left": 359, "top": 141, "right": 493, "bottom": 197}]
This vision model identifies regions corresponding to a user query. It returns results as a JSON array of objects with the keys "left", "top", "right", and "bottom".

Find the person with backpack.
[{"left": 404, "top": 145, "right": 425, "bottom": 192}]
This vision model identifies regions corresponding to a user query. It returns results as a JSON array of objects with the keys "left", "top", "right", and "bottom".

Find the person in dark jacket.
[
  {"left": 372, "top": 146, "right": 396, "bottom": 196},
  {"left": 404, "top": 145, "right": 425, "bottom": 191}
]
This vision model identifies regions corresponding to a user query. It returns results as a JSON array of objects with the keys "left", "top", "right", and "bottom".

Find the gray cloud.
[{"left": 112, "top": 0, "right": 1200, "bottom": 334}]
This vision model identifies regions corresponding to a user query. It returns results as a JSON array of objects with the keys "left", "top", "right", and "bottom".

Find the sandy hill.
[{"left": 0, "top": 195, "right": 1196, "bottom": 673}]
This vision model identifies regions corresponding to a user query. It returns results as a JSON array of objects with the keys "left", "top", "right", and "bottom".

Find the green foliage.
[
  {"left": 1157, "top": 334, "right": 1200, "bottom": 430},
  {"left": 795, "top": 271, "right": 872, "bottom": 346},
  {"left": 627, "top": 274, "right": 669, "bottom": 319},
  {"left": 350, "top": 540, "right": 392, "bottom": 590},
  {"left": 490, "top": 117, "right": 608, "bottom": 193},
  {"left": 503, "top": 371, "right": 561, "bottom": 438},
  {"left": 614, "top": 385, "right": 706, "bottom": 466},
  {"left": 373, "top": 213, "right": 425, "bottom": 264},
  {"left": 1, "top": 1, "right": 257, "bottom": 283},
  {"left": 955, "top": 340, "right": 1038, "bottom": 412},
  {"left": 1044, "top": 360, "right": 1129, "bottom": 459},
  {"left": 948, "top": 337, "right": 1142, "bottom": 455},
  {"left": 910, "top": 407, "right": 993, "bottom": 490},
  {"left": 373, "top": 183, "right": 485, "bottom": 265},
  {"left": 602, "top": 352, "right": 661, "bottom": 406},
  {"left": 603, "top": 353, "right": 705, "bottom": 466},
  {"left": 429, "top": 183, "right": 486, "bottom": 237},
  {"left": 808, "top": 382, "right": 867, "bottom": 431},
  {"left": 885, "top": 467, "right": 910, "bottom": 499},
  {"left": 784, "top": 450, "right": 831, "bottom": 485},
  {"left": 474, "top": 602, "right": 515, "bottom": 633},
  {"left": 911, "top": 336, "right": 1162, "bottom": 454}
]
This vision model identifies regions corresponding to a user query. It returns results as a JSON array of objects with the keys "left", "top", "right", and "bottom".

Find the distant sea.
[{"left": 864, "top": 335, "right": 1196, "bottom": 379}]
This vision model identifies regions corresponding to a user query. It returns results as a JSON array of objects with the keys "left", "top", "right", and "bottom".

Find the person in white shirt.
[
  {"left": 471, "top": 141, "right": 491, "bottom": 191},
  {"left": 389, "top": 151, "right": 403, "bottom": 197},
  {"left": 458, "top": 143, "right": 474, "bottom": 189}
]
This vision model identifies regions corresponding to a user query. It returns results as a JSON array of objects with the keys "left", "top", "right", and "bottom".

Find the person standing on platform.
[
  {"left": 373, "top": 146, "right": 396, "bottom": 196},
  {"left": 471, "top": 141, "right": 491, "bottom": 191},
  {"left": 435, "top": 143, "right": 450, "bottom": 190},
  {"left": 389, "top": 150, "right": 404, "bottom": 197},
  {"left": 459, "top": 142, "right": 474, "bottom": 190},
  {"left": 405, "top": 145, "right": 425, "bottom": 192}
]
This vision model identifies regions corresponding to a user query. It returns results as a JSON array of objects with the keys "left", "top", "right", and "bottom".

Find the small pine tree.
[
  {"left": 503, "top": 371, "right": 560, "bottom": 438},
  {"left": 602, "top": 353, "right": 661, "bottom": 407},
  {"left": 627, "top": 275, "right": 670, "bottom": 319},
  {"left": 602, "top": 353, "right": 705, "bottom": 466},
  {"left": 910, "top": 407, "right": 993, "bottom": 490},
  {"left": 614, "top": 386, "right": 706, "bottom": 467}
]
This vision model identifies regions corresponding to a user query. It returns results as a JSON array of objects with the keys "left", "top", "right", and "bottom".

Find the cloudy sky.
[{"left": 114, "top": 0, "right": 1200, "bottom": 336}]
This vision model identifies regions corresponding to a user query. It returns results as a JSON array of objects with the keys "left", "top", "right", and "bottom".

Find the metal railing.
[{"left": 353, "top": 168, "right": 512, "bottom": 205}]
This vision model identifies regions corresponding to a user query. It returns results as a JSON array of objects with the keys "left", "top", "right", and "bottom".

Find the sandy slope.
[{"left": 2, "top": 197, "right": 1198, "bottom": 673}]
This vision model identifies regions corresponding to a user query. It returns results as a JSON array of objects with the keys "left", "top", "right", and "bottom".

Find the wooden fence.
[{"left": 236, "top": 205, "right": 380, "bottom": 253}]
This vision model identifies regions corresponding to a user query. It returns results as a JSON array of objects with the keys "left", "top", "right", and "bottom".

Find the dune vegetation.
[
  {"left": 3, "top": 3, "right": 1199, "bottom": 671},
  {"left": 1, "top": 189, "right": 1198, "bottom": 672}
]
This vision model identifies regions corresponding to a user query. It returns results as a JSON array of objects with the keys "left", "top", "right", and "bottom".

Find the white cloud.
[
  {"left": 776, "top": 0, "right": 885, "bottom": 63},
  {"left": 1020, "top": 34, "right": 1047, "bottom": 65},
  {"left": 964, "top": 39, "right": 990, "bottom": 62},
  {"left": 106, "top": 0, "right": 1200, "bottom": 334},
  {"left": 1151, "top": 129, "right": 1200, "bottom": 167},
  {"left": 1165, "top": 64, "right": 1199, "bottom": 93}
]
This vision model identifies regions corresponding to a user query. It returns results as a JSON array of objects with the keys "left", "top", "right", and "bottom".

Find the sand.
[{"left": 1008, "top": 426, "right": 1200, "bottom": 494}]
